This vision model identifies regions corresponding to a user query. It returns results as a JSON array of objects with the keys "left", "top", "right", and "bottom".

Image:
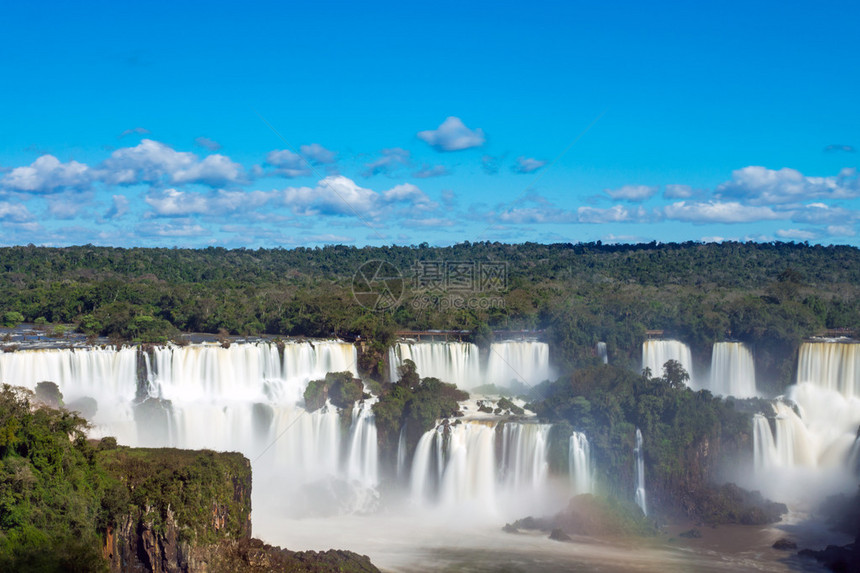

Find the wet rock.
[
  {"left": 549, "top": 528, "right": 572, "bottom": 542},
  {"left": 679, "top": 528, "right": 702, "bottom": 539},
  {"left": 502, "top": 523, "right": 519, "bottom": 534}
]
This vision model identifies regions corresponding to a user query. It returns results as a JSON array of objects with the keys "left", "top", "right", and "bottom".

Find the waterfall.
[
  {"left": 642, "top": 340, "right": 694, "bottom": 386},
  {"left": 709, "top": 342, "right": 757, "bottom": 398},
  {"left": 569, "top": 432, "right": 593, "bottom": 495},
  {"left": 634, "top": 428, "right": 647, "bottom": 516},
  {"left": 596, "top": 342, "right": 608, "bottom": 364},
  {"left": 410, "top": 421, "right": 558, "bottom": 516},
  {"left": 346, "top": 399, "right": 379, "bottom": 487},
  {"left": 486, "top": 341, "right": 554, "bottom": 387},
  {"left": 389, "top": 340, "right": 552, "bottom": 389},
  {"left": 499, "top": 423, "right": 550, "bottom": 491},
  {"left": 0, "top": 346, "right": 139, "bottom": 442},
  {"left": 752, "top": 341, "right": 860, "bottom": 506},
  {"left": 389, "top": 342, "right": 481, "bottom": 388},
  {"left": 797, "top": 342, "right": 860, "bottom": 398},
  {"left": 396, "top": 423, "right": 408, "bottom": 479}
]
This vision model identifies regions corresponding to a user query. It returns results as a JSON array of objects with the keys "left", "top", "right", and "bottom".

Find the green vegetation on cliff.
[
  {"left": 373, "top": 359, "right": 469, "bottom": 463},
  {"left": 528, "top": 362, "right": 779, "bottom": 524}
]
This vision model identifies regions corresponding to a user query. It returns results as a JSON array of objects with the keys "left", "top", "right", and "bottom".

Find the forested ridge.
[{"left": 1, "top": 241, "right": 858, "bottom": 392}]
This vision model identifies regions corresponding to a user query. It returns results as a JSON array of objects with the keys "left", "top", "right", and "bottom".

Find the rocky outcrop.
[{"left": 98, "top": 446, "right": 379, "bottom": 573}]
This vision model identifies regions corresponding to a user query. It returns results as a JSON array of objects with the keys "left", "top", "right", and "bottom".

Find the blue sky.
[{"left": 1, "top": 1, "right": 858, "bottom": 248}]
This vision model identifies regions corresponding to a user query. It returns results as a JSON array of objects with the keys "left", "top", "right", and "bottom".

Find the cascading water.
[
  {"left": 634, "top": 428, "right": 647, "bottom": 516},
  {"left": 596, "top": 342, "right": 608, "bottom": 365},
  {"left": 752, "top": 340, "right": 860, "bottom": 505},
  {"left": 569, "top": 432, "right": 593, "bottom": 495},
  {"left": 709, "top": 342, "right": 757, "bottom": 398},
  {"left": 486, "top": 341, "right": 554, "bottom": 387},
  {"left": 389, "top": 340, "right": 553, "bottom": 389},
  {"left": 346, "top": 398, "right": 379, "bottom": 487},
  {"left": 0, "top": 346, "right": 139, "bottom": 442},
  {"left": 641, "top": 340, "right": 694, "bottom": 386},
  {"left": 410, "top": 420, "right": 560, "bottom": 518},
  {"left": 389, "top": 342, "right": 481, "bottom": 387}
]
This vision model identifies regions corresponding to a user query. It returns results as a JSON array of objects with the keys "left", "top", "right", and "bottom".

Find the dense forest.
[{"left": 2, "top": 241, "right": 858, "bottom": 392}]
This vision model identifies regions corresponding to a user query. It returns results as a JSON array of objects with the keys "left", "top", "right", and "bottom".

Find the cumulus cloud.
[
  {"left": 99, "top": 139, "right": 243, "bottom": 187},
  {"left": 300, "top": 143, "right": 337, "bottom": 165},
  {"left": 195, "top": 136, "right": 222, "bottom": 151},
  {"left": 512, "top": 156, "right": 547, "bottom": 174},
  {"left": 605, "top": 184, "right": 658, "bottom": 202},
  {"left": 826, "top": 225, "right": 856, "bottom": 237},
  {"left": 716, "top": 165, "right": 860, "bottom": 205},
  {"left": 413, "top": 164, "right": 450, "bottom": 178},
  {"left": 363, "top": 148, "right": 410, "bottom": 177},
  {"left": 138, "top": 221, "right": 209, "bottom": 237},
  {"left": 789, "top": 203, "right": 858, "bottom": 225},
  {"left": 577, "top": 205, "right": 652, "bottom": 224},
  {"left": 171, "top": 154, "right": 243, "bottom": 186},
  {"left": 776, "top": 228, "right": 817, "bottom": 241},
  {"left": 266, "top": 149, "right": 310, "bottom": 178},
  {"left": 282, "top": 175, "right": 435, "bottom": 219},
  {"left": 145, "top": 188, "right": 275, "bottom": 217},
  {"left": 105, "top": 195, "right": 130, "bottom": 219},
  {"left": 663, "top": 200, "right": 783, "bottom": 224},
  {"left": 664, "top": 184, "right": 695, "bottom": 199},
  {"left": 0, "top": 201, "right": 32, "bottom": 222},
  {"left": 2, "top": 155, "right": 91, "bottom": 193},
  {"left": 417, "top": 117, "right": 485, "bottom": 151}
]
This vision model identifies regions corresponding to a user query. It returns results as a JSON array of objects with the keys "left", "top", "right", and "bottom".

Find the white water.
[
  {"left": 710, "top": 342, "right": 757, "bottom": 398},
  {"left": 389, "top": 340, "right": 553, "bottom": 389},
  {"left": 753, "top": 341, "right": 860, "bottom": 506},
  {"left": 389, "top": 341, "right": 481, "bottom": 387},
  {"left": 569, "top": 432, "right": 593, "bottom": 495},
  {"left": 641, "top": 339, "right": 694, "bottom": 386},
  {"left": 0, "top": 346, "right": 139, "bottom": 442},
  {"left": 634, "top": 428, "right": 647, "bottom": 516},
  {"left": 410, "top": 421, "right": 562, "bottom": 518},
  {"left": 596, "top": 341, "right": 608, "bottom": 364},
  {"left": 487, "top": 341, "right": 554, "bottom": 387}
]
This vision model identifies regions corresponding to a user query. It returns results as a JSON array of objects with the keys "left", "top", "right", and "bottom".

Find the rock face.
[{"left": 99, "top": 447, "right": 380, "bottom": 573}]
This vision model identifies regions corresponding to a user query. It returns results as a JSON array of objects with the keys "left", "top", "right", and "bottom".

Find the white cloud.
[
  {"left": 282, "top": 176, "right": 435, "bottom": 219},
  {"left": 413, "top": 164, "right": 450, "bottom": 178},
  {"left": 417, "top": 117, "right": 485, "bottom": 151},
  {"left": 2, "top": 155, "right": 91, "bottom": 193},
  {"left": 105, "top": 195, "right": 130, "bottom": 219},
  {"left": 0, "top": 201, "right": 32, "bottom": 222},
  {"left": 512, "top": 157, "right": 547, "bottom": 174},
  {"left": 789, "top": 203, "right": 858, "bottom": 225},
  {"left": 605, "top": 184, "right": 658, "bottom": 202},
  {"left": 716, "top": 166, "right": 860, "bottom": 205},
  {"left": 363, "top": 148, "right": 410, "bottom": 177},
  {"left": 99, "top": 139, "right": 243, "bottom": 186},
  {"left": 266, "top": 149, "right": 310, "bottom": 178},
  {"left": 145, "top": 188, "right": 275, "bottom": 217},
  {"left": 664, "top": 184, "right": 694, "bottom": 199},
  {"left": 577, "top": 205, "right": 651, "bottom": 224},
  {"left": 663, "top": 200, "right": 783, "bottom": 223},
  {"left": 172, "top": 154, "right": 243, "bottom": 186},
  {"left": 826, "top": 224, "right": 856, "bottom": 237},
  {"left": 776, "top": 228, "right": 818, "bottom": 241},
  {"left": 300, "top": 143, "right": 337, "bottom": 165}
]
